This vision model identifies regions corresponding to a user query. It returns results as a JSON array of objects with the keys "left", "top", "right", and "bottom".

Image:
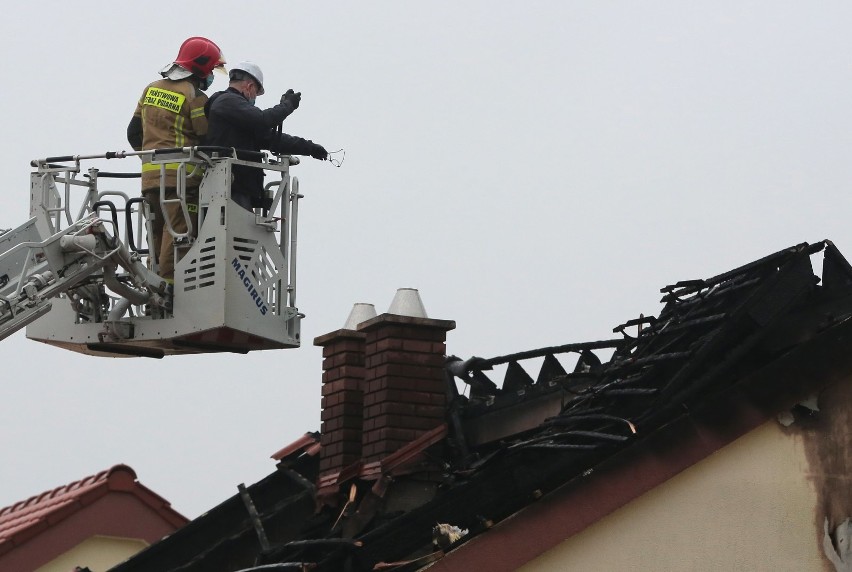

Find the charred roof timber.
[{"left": 111, "top": 240, "right": 852, "bottom": 572}]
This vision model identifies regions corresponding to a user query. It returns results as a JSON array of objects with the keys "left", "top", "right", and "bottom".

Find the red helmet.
[{"left": 173, "top": 37, "right": 225, "bottom": 78}]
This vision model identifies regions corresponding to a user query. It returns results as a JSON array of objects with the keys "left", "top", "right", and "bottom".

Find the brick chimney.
[
  {"left": 314, "top": 329, "right": 365, "bottom": 477},
  {"left": 313, "top": 304, "right": 376, "bottom": 479},
  {"left": 314, "top": 291, "right": 454, "bottom": 481},
  {"left": 357, "top": 290, "right": 455, "bottom": 464}
]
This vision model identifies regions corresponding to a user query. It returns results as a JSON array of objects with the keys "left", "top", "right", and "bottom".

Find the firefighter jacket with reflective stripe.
[{"left": 129, "top": 78, "right": 209, "bottom": 191}]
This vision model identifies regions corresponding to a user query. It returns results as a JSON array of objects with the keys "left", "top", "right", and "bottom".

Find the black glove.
[
  {"left": 310, "top": 144, "right": 328, "bottom": 161},
  {"left": 282, "top": 89, "right": 301, "bottom": 110}
]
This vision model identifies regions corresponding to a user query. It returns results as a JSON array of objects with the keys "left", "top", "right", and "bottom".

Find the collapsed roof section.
[
  {"left": 456, "top": 240, "right": 852, "bottom": 459},
  {"left": 111, "top": 240, "right": 852, "bottom": 572}
]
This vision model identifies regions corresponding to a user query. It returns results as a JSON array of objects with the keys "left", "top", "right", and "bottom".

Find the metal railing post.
[{"left": 288, "top": 177, "right": 300, "bottom": 309}]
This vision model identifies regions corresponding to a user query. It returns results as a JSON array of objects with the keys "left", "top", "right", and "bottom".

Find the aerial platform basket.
[{"left": 13, "top": 147, "right": 304, "bottom": 358}]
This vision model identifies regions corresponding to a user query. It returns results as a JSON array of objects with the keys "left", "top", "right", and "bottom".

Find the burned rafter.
[
  {"left": 613, "top": 315, "right": 658, "bottom": 336},
  {"left": 259, "top": 538, "right": 363, "bottom": 568},
  {"left": 508, "top": 429, "right": 630, "bottom": 453},
  {"left": 479, "top": 339, "right": 624, "bottom": 369},
  {"left": 650, "top": 313, "right": 727, "bottom": 336},
  {"left": 543, "top": 413, "right": 637, "bottom": 434},
  {"left": 599, "top": 387, "right": 659, "bottom": 397},
  {"left": 234, "top": 564, "right": 317, "bottom": 571}
]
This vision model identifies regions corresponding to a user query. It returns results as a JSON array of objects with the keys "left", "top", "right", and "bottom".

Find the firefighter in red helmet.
[{"left": 127, "top": 37, "right": 225, "bottom": 283}]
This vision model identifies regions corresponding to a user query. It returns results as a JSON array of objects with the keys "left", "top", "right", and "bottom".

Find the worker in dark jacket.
[{"left": 204, "top": 61, "right": 327, "bottom": 210}]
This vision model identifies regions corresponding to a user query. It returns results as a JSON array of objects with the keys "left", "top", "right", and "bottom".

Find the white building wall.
[
  {"left": 36, "top": 535, "right": 148, "bottom": 572},
  {"left": 520, "top": 420, "right": 825, "bottom": 571}
]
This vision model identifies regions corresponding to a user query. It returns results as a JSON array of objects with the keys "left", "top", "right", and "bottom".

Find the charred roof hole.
[
  {"left": 777, "top": 394, "right": 820, "bottom": 427},
  {"left": 432, "top": 523, "right": 469, "bottom": 550}
]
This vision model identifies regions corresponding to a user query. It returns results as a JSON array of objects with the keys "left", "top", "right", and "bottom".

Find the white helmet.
[{"left": 230, "top": 61, "right": 265, "bottom": 95}]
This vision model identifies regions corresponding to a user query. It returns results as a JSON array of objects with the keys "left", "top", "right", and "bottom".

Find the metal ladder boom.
[{"left": 0, "top": 215, "right": 166, "bottom": 342}]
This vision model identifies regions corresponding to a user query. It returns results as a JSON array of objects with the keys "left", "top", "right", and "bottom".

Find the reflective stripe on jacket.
[{"left": 131, "top": 78, "right": 209, "bottom": 191}]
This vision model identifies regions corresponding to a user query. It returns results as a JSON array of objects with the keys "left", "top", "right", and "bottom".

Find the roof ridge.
[{"left": 0, "top": 464, "right": 134, "bottom": 518}]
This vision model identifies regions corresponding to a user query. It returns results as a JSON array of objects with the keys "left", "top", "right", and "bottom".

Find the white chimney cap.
[
  {"left": 343, "top": 303, "right": 377, "bottom": 330},
  {"left": 387, "top": 288, "right": 428, "bottom": 318}
]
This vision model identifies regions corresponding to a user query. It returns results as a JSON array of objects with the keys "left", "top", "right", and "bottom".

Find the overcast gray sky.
[{"left": 1, "top": 1, "right": 851, "bottom": 518}]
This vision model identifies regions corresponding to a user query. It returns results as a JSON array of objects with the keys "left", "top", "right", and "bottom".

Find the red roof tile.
[
  {"left": 0, "top": 464, "right": 187, "bottom": 551},
  {"left": 271, "top": 432, "right": 321, "bottom": 461}
]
